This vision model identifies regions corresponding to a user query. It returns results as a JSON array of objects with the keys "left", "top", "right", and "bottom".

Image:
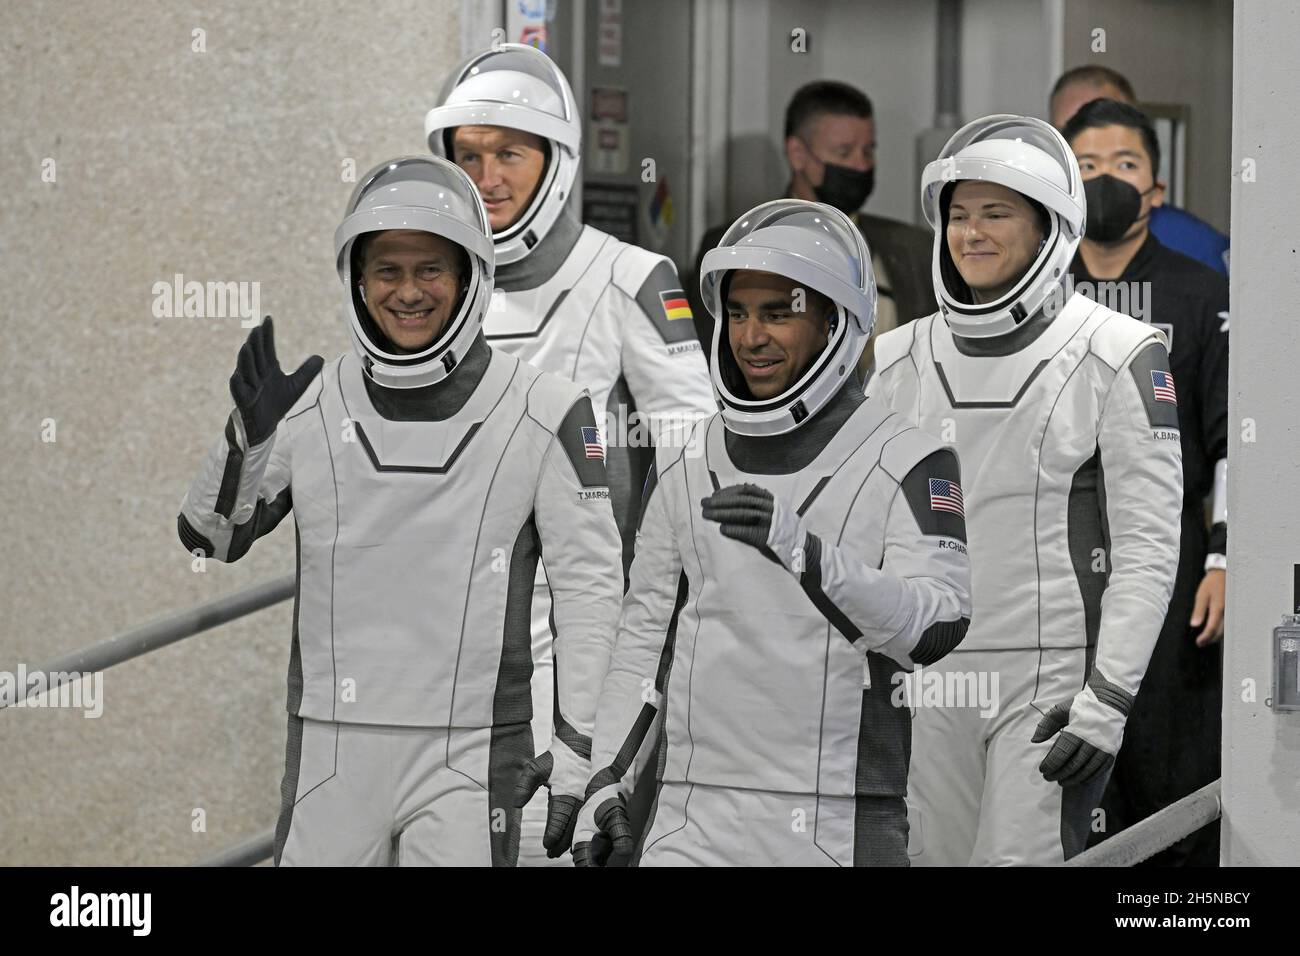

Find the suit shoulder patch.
[
  {"left": 898, "top": 447, "right": 967, "bottom": 543},
  {"left": 634, "top": 258, "right": 698, "bottom": 346},
  {"left": 556, "top": 397, "right": 610, "bottom": 489},
  {"left": 1124, "top": 340, "right": 1181, "bottom": 429}
]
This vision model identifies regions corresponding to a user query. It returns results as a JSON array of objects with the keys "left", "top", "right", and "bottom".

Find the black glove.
[
  {"left": 228, "top": 316, "right": 324, "bottom": 447},
  {"left": 1031, "top": 701, "right": 1116, "bottom": 787},
  {"left": 572, "top": 795, "right": 634, "bottom": 868},
  {"left": 513, "top": 751, "right": 582, "bottom": 860},
  {"left": 701, "top": 483, "right": 773, "bottom": 549},
  {"left": 701, "top": 483, "right": 805, "bottom": 570}
]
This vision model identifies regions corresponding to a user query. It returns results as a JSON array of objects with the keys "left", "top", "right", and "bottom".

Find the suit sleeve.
[
  {"left": 177, "top": 411, "right": 293, "bottom": 562},
  {"left": 575, "top": 455, "right": 685, "bottom": 840},
  {"left": 533, "top": 396, "right": 626, "bottom": 778},
  {"left": 618, "top": 257, "right": 717, "bottom": 452},
  {"left": 1198, "top": 293, "right": 1229, "bottom": 561},
  {"left": 797, "top": 450, "right": 972, "bottom": 670},
  {"left": 1092, "top": 339, "right": 1185, "bottom": 710}
]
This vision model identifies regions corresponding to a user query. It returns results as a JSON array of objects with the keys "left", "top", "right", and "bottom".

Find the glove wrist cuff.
[
  {"left": 233, "top": 405, "right": 274, "bottom": 450},
  {"left": 1068, "top": 684, "right": 1128, "bottom": 755},
  {"left": 1086, "top": 670, "right": 1135, "bottom": 717}
]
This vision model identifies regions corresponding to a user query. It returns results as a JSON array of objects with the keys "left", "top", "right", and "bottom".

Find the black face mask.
[
  {"left": 1084, "top": 174, "right": 1155, "bottom": 243},
  {"left": 809, "top": 153, "right": 874, "bottom": 213}
]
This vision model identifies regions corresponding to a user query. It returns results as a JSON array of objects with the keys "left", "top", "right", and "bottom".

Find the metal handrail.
[
  {"left": 1064, "top": 779, "right": 1222, "bottom": 866},
  {"left": 1, "top": 573, "right": 292, "bottom": 864},
  {"left": 196, "top": 827, "right": 275, "bottom": 867},
  {"left": 3, "top": 571, "right": 1223, "bottom": 867},
  {"left": 1, "top": 574, "right": 294, "bottom": 710},
  {"left": 200, "top": 779, "right": 1224, "bottom": 867}
]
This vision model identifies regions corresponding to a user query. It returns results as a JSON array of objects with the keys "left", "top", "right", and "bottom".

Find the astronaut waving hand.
[{"left": 178, "top": 157, "right": 623, "bottom": 866}]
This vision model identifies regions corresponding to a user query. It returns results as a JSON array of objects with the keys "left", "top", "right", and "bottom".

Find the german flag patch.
[
  {"left": 659, "top": 289, "right": 693, "bottom": 321},
  {"left": 637, "top": 261, "right": 700, "bottom": 346}
]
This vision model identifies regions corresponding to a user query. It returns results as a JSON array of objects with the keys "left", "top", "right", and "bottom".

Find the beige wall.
[{"left": 0, "top": 0, "right": 462, "bottom": 865}]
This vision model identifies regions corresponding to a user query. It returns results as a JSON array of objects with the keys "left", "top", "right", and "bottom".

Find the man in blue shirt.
[{"left": 1050, "top": 65, "right": 1230, "bottom": 276}]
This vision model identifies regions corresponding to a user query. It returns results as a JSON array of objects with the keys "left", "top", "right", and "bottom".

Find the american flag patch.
[
  {"left": 1151, "top": 370, "right": 1177, "bottom": 404},
  {"left": 580, "top": 426, "right": 604, "bottom": 461},
  {"left": 929, "top": 478, "right": 964, "bottom": 518}
]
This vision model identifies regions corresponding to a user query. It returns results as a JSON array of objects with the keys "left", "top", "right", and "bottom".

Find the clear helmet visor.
[
  {"left": 434, "top": 45, "right": 576, "bottom": 134},
  {"left": 938, "top": 115, "right": 1078, "bottom": 179},
  {"left": 922, "top": 114, "right": 1083, "bottom": 231},
  {"left": 700, "top": 201, "right": 874, "bottom": 330},
  {"left": 333, "top": 157, "right": 495, "bottom": 380},
  {"left": 698, "top": 200, "right": 876, "bottom": 435},
  {"left": 918, "top": 114, "right": 1086, "bottom": 338},
  {"left": 338, "top": 157, "right": 494, "bottom": 258},
  {"left": 424, "top": 43, "right": 580, "bottom": 263}
]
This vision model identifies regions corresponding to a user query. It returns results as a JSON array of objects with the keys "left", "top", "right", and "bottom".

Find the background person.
[
  {"left": 691, "top": 81, "right": 936, "bottom": 373},
  {"left": 1049, "top": 64, "right": 1230, "bottom": 275}
]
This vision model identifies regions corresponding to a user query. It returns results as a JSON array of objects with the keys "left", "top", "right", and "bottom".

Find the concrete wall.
[
  {"left": 1062, "top": 0, "right": 1234, "bottom": 232},
  {"left": 1221, "top": 0, "right": 1300, "bottom": 866},
  {"left": 0, "top": 0, "right": 461, "bottom": 865}
]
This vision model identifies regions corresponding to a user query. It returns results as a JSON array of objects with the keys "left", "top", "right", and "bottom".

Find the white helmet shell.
[
  {"left": 424, "top": 44, "right": 580, "bottom": 266},
  {"left": 334, "top": 156, "right": 495, "bottom": 389},
  {"left": 699, "top": 199, "right": 876, "bottom": 437},
  {"left": 920, "top": 114, "right": 1085, "bottom": 339}
]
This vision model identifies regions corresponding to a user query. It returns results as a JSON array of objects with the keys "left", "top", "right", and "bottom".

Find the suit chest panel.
[
  {"left": 483, "top": 233, "right": 622, "bottom": 388},
  {"left": 286, "top": 363, "right": 544, "bottom": 556},
  {"left": 901, "top": 339, "right": 1108, "bottom": 518},
  {"left": 659, "top": 429, "right": 895, "bottom": 796},
  {"left": 672, "top": 420, "right": 894, "bottom": 626}
]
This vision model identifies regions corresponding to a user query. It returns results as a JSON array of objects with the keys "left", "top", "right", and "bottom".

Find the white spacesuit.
[
  {"left": 867, "top": 116, "right": 1184, "bottom": 865},
  {"left": 571, "top": 199, "right": 972, "bottom": 867},
  {"left": 424, "top": 44, "right": 715, "bottom": 863},
  {"left": 177, "top": 157, "right": 624, "bottom": 866}
]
